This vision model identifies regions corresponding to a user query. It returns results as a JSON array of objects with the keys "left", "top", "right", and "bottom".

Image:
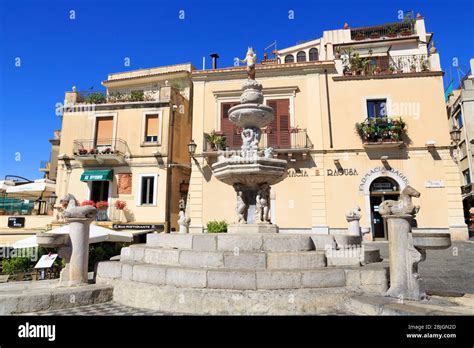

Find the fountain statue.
[
  {"left": 212, "top": 48, "right": 288, "bottom": 233},
  {"left": 380, "top": 186, "right": 451, "bottom": 300}
]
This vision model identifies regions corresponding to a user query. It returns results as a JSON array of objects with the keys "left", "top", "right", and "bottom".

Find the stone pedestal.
[
  {"left": 59, "top": 218, "right": 93, "bottom": 287},
  {"left": 385, "top": 215, "right": 426, "bottom": 300},
  {"left": 346, "top": 218, "right": 361, "bottom": 236},
  {"left": 227, "top": 223, "right": 278, "bottom": 234}
]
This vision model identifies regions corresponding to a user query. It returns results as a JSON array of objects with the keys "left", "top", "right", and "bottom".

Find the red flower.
[
  {"left": 96, "top": 201, "right": 109, "bottom": 210},
  {"left": 114, "top": 200, "right": 127, "bottom": 210},
  {"left": 81, "top": 200, "right": 95, "bottom": 206}
]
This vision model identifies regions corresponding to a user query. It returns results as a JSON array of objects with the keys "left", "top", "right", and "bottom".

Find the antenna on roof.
[{"left": 264, "top": 40, "right": 277, "bottom": 54}]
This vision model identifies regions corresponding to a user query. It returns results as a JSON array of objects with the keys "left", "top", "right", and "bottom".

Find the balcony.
[
  {"left": 356, "top": 117, "right": 407, "bottom": 149},
  {"left": 350, "top": 20, "right": 415, "bottom": 41},
  {"left": 204, "top": 128, "right": 313, "bottom": 158},
  {"left": 73, "top": 138, "right": 128, "bottom": 164},
  {"left": 76, "top": 90, "right": 157, "bottom": 104},
  {"left": 341, "top": 54, "right": 431, "bottom": 77}
]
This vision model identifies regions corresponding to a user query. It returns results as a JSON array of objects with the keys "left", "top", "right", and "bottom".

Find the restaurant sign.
[{"left": 112, "top": 223, "right": 165, "bottom": 231}]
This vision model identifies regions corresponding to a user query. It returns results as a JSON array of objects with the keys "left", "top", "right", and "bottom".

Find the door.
[
  {"left": 370, "top": 195, "right": 385, "bottom": 239},
  {"left": 90, "top": 181, "right": 109, "bottom": 202},
  {"left": 95, "top": 117, "right": 113, "bottom": 147}
]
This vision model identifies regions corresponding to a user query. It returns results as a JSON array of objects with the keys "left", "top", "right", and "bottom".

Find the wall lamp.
[{"left": 188, "top": 140, "right": 197, "bottom": 158}]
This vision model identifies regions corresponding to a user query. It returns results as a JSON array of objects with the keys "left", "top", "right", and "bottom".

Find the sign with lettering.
[
  {"left": 287, "top": 168, "right": 311, "bottom": 177},
  {"left": 327, "top": 168, "right": 359, "bottom": 176},
  {"left": 34, "top": 254, "right": 58, "bottom": 269},
  {"left": 8, "top": 217, "right": 25, "bottom": 228},
  {"left": 359, "top": 167, "right": 409, "bottom": 193},
  {"left": 112, "top": 223, "right": 165, "bottom": 231},
  {"left": 425, "top": 180, "right": 444, "bottom": 188}
]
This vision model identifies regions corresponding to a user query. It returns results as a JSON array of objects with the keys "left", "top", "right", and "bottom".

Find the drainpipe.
[
  {"left": 324, "top": 69, "right": 334, "bottom": 148},
  {"left": 165, "top": 104, "right": 177, "bottom": 233}
]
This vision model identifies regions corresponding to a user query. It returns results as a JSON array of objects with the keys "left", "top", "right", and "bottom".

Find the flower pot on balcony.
[
  {"left": 370, "top": 33, "right": 380, "bottom": 39},
  {"left": 387, "top": 33, "right": 398, "bottom": 38},
  {"left": 354, "top": 34, "right": 364, "bottom": 41},
  {"left": 401, "top": 31, "right": 412, "bottom": 36}
]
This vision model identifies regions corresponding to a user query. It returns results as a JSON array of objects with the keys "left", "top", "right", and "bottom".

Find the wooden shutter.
[
  {"left": 378, "top": 56, "right": 389, "bottom": 72},
  {"left": 266, "top": 99, "right": 290, "bottom": 148},
  {"left": 221, "top": 102, "right": 241, "bottom": 149},
  {"left": 146, "top": 114, "right": 158, "bottom": 137},
  {"left": 95, "top": 117, "right": 113, "bottom": 145}
]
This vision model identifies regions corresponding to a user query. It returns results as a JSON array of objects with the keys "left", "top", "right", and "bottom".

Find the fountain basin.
[
  {"left": 36, "top": 232, "right": 69, "bottom": 248},
  {"left": 412, "top": 232, "right": 451, "bottom": 250},
  {"left": 212, "top": 157, "right": 287, "bottom": 187},
  {"left": 228, "top": 104, "right": 274, "bottom": 128}
]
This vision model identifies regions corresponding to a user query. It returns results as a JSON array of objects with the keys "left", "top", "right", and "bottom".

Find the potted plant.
[
  {"left": 96, "top": 201, "right": 109, "bottom": 221},
  {"left": 81, "top": 200, "right": 95, "bottom": 207},
  {"left": 401, "top": 29, "right": 412, "bottom": 36},
  {"left": 114, "top": 200, "right": 127, "bottom": 223},
  {"left": 354, "top": 33, "right": 365, "bottom": 41},
  {"left": 409, "top": 55, "right": 418, "bottom": 72},
  {"left": 206, "top": 220, "right": 228, "bottom": 233},
  {"left": 204, "top": 131, "right": 227, "bottom": 151},
  {"left": 420, "top": 59, "right": 430, "bottom": 72},
  {"left": 369, "top": 32, "right": 380, "bottom": 39},
  {"left": 386, "top": 25, "right": 398, "bottom": 38}
]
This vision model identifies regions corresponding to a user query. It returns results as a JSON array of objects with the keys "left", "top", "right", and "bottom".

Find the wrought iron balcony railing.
[
  {"left": 204, "top": 128, "right": 313, "bottom": 152},
  {"left": 350, "top": 20, "right": 415, "bottom": 40},
  {"left": 73, "top": 138, "right": 128, "bottom": 158},
  {"left": 342, "top": 54, "right": 431, "bottom": 76}
]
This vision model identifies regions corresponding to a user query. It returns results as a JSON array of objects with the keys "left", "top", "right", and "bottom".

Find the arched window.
[
  {"left": 284, "top": 54, "right": 294, "bottom": 63},
  {"left": 297, "top": 51, "right": 306, "bottom": 62},
  {"left": 369, "top": 177, "right": 399, "bottom": 193},
  {"left": 309, "top": 48, "right": 319, "bottom": 61}
]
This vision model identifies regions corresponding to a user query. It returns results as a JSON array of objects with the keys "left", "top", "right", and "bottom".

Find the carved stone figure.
[
  {"left": 61, "top": 194, "right": 97, "bottom": 219},
  {"left": 345, "top": 206, "right": 362, "bottom": 236},
  {"left": 241, "top": 127, "right": 260, "bottom": 157},
  {"left": 177, "top": 210, "right": 191, "bottom": 234},
  {"left": 255, "top": 184, "right": 270, "bottom": 223},
  {"left": 379, "top": 185, "right": 420, "bottom": 217},
  {"left": 235, "top": 189, "right": 247, "bottom": 224},
  {"left": 264, "top": 147, "right": 274, "bottom": 158},
  {"left": 239, "top": 47, "right": 257, "bottom": 80}
]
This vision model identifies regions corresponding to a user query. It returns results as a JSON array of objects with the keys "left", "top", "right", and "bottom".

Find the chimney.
[{"left": 210, "top": 53, "right": 219, "bottom": 69}]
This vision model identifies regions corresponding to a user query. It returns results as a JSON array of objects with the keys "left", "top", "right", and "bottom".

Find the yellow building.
[
  {"left": 186, "top": 16, "right": 468, "bottom": 240},
  {"left": 55, "top": 63, "right": 194, "bottom": 232}
]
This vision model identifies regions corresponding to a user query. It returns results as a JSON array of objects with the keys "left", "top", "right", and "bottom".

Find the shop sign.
[
  {"left": 359, "top": 167, "right": 409, "bottom": 192},
  {"left": 287, "top": 168, "right": 310, "bottom": 177},
  {"left": 112, "top": 223, "right": 165, "bottom": 231},
  {"left": 327, "top": 168, "right": 359, "bottom": 176},
  {"left": 425, "top": 180, "right": 444, "bottom": 188},
  {"left": 8, "top": 217, "right": 25, "bottom": 228}
]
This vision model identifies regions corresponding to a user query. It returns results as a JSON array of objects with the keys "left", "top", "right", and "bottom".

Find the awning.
[
  {"left": 11, "top": 224, "right": 147, "bottom": 249},
  {"left": 80, "top": 170, "right": 113, "bottom": 182}
]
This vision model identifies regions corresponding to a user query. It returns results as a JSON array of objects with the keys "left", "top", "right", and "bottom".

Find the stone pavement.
[
  {"left": 26, "top": 302, "right": 164, "bottom": 316},
  {"left": 370, "top": 241, "right": 474, "bottom": 294}
]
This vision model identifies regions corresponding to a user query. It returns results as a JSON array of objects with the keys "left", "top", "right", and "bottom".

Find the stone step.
[
  {"left": 326, "top": 247, "right": 382, "bottom": 267},
  {"left": 120, "top": 245, "right": 327, "bottom": 270},
  {"left": 146, "top": 233, "right": 316, "bottom": 252},
  {"left": 97, "top": 261, "right": 348, "bottom": 290},
  {"left": 112, "top": 281, "right": 352, "bottom": 315}
]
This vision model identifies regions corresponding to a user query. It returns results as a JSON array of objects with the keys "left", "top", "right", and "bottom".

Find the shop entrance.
[
  {"left": 90, "top": 181, "right": 109, "bottom": 202},
  {"left": 369, "top": 177, "right": 400, "bottom": 240}
]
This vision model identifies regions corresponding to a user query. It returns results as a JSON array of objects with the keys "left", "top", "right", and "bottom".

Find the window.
[
  {"left": 284, "top": 54, "right": 294, "bottom": 63},
  {"left": 140, "top": 175, "right": 156, "bottom": 205},
  {"left": 266, "top": 99, "right": 291, "bottom": 148},
  {"left": 463, "top": 169, "right": 471, "bottom": 185},
  {"left": 309, "top": 48, "right": 319, "bottom": 61},
  {"left": 145, "top": 114, "right": 159, "bottom": 142},
  {"left": 367, "top": 99, "right": 387, "bottom": 118},
  {"left": 296, "top": 51, "right": 306, "bottom": 62},
  {"left": 221, "top": 102, "right": 242, "bottom": 149},
  {"left": 456, "top": 112, "right": 464, "bottom": 129}
]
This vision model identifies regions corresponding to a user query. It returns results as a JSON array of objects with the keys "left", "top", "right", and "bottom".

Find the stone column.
[
  {"left": 59, "top": 217, "right": 93, "bottom": 286},
  {"left": 385, "top": 214, "right": 426, "bottom": 300}
]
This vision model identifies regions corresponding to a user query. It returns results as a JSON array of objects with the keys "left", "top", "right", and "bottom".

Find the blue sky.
[{"left": 0, "top": 0, "right": 473, "bottom": 180}]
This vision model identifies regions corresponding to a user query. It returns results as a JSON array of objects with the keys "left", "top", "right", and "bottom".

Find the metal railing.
[
  {"left": 350, "top": 21, "right": 415, "bottom": 40},
  {"left": 342, "top": 54, "right": 431, "bottom": 76},
  {"left": 204, "top": 128, "right": 312, "bottom": 151},
  {"left": 356, "top": 117, "right": 407, "bottom": 144},
  {"left": 77, "top": 90, "right": 158, "bottom": 104},
  {"left": 73, "top": 138, "right": 128, "bottom": 156}
]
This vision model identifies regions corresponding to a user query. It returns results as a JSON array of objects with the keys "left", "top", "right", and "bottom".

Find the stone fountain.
[{"left": 212, "top": 47, "right": 287, "bottom": 233}]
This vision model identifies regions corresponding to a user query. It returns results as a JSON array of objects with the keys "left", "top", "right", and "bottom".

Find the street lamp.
[
  {"left": 188, "top": 140, "right": 197, "bottom": 158},
  {"left": 450, "top": 126, "right": 462, "bottom": 145}
]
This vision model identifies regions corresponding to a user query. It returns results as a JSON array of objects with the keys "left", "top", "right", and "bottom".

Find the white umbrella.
[
  {"left": 5, "top": 179, "right": 56, "bottom": 199},
  {"left": 12, "top": 224, "right": 142, "bottom": 249}
]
